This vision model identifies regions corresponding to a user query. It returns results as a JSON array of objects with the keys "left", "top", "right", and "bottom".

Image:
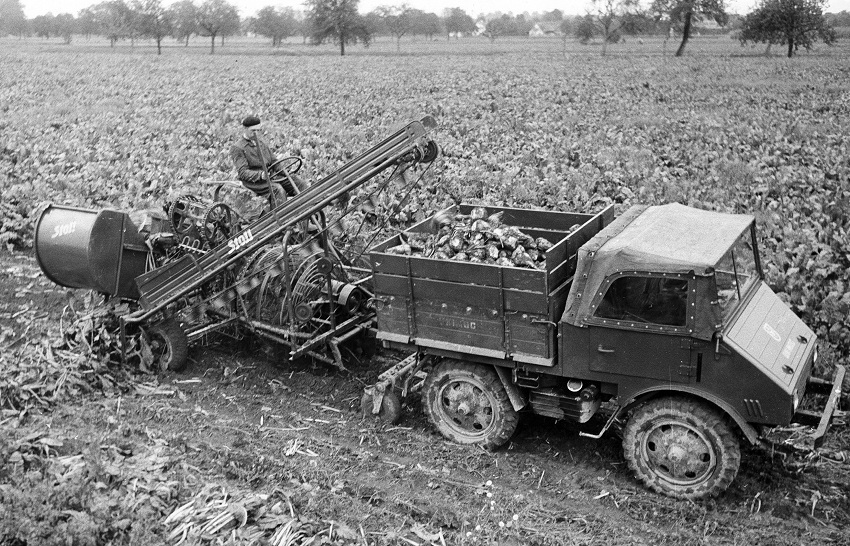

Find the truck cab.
[
  {"left": 561, "top": 203, "right": 815, "bottom": 429},
  {"left": 555, "top": 203, "right": 841, "bottom": 498}
]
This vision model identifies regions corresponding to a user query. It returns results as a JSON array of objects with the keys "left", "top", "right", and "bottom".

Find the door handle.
[{"left": 597, "top": 345, "right": 615, "bottom": 354}]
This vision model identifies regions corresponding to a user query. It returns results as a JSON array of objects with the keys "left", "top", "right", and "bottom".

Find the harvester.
[{"left": 35, "top": 116, "right": 440, "bottom": 370}]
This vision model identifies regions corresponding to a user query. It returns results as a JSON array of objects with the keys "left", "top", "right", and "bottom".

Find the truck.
[
  {"left": 33, "top": 117, "right": 844, "bottom": 500},
  {"left": 364, "top": 202, "right": 845, "bottom": 499}
]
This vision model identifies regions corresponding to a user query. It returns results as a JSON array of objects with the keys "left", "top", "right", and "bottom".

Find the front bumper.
[{"left": 791, "top": 364, "right": 846, "bottom": 448}]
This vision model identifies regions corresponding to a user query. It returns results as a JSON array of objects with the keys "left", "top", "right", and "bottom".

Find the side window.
[{"left": 595, "top": 276, "right": 688, "bottom": 327}]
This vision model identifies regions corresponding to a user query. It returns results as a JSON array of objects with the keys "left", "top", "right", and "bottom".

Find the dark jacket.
[{"left": 231, "top": 135, "right": 277, "bottom": 196}]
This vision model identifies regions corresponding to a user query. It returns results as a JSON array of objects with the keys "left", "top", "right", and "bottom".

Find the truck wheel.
[
  {"left": 361, "top": 389, "right": 402, "bottom": 425},
  {"left": 623, "top": 397, "right": 740, "bottom": 499},
  {"left": 422, "top": 360, "right": 518, "bottom": 449},
  {"left": 148, "top": 320, "right": 189, "bottom": 372}
]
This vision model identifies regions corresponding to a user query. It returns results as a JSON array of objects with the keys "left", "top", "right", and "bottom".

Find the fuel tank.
[{"left": 34, "top": 204, "right": 149, "bottom": 299}]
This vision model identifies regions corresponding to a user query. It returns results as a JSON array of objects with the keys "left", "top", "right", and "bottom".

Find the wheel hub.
[
  {"left": 439, "top": 380, "right": 494, "bottom": 433},
  {"left": 643, "top": 421, "right": 715, "bottom": 486}
]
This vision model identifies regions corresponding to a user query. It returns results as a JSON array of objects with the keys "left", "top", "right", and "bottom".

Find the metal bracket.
[
  {"left": 364, "top": 353, "right": 430, "bottom": 415},
  {"left": 579, "top": 406, "right": 623, "bottom": 440}
]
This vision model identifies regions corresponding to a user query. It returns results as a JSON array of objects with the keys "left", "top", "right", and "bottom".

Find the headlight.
[
  {"left": 813, "top": 345, "right": 819, "bottom": 364},
  {"left": 793, "top": 388, "right": 801, "bottom": 412}
]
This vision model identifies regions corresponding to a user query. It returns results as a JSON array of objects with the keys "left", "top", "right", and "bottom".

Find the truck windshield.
[{"left": 715, "top": 229, "right": 759, "bottom": 320}]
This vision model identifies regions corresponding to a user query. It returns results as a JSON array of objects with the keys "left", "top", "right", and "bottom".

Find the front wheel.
[
  {"left": 622, "top": 396, "right": 740, "bottom": 500},
  {"left": 422, "top": 360, "right": 518, "bottom": 449}
]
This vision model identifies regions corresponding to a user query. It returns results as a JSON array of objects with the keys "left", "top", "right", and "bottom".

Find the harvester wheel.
[
  {"left": 361, "top": 389, "right": 402, "bottom": 425},
  {"left": 622, "top": 396, "right": 740, "bottom": 500},
  {"left": 203, "top": 202, "right": 233, "bottom": 246},
  {"left": 149, "top": 320, "right": 189, "bottom": 372},
  {"left": 422, "top": 360, "right": 517, "bottom": 449}
]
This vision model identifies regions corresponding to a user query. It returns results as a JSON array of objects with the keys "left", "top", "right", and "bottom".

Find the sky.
[{"left": 20, "top": 0, "right": 850, "bottom": 19}]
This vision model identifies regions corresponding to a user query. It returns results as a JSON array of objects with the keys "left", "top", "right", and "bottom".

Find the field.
[{"left": 1, "top": 34, "right": 849, "bottom": 545}]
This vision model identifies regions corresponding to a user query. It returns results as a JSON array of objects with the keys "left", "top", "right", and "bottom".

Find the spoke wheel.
[
  {"left": 623, "top": 396, "right": 740, "bottom": 499},
  {"left": 168, "top": 196, "right": 199, "bottom": 235},
  {"left": 203, "top": 202, "right": 233, "bottom": 246},
  {"left": 422, "top": 360, "right": 517, "bottom": 449}
]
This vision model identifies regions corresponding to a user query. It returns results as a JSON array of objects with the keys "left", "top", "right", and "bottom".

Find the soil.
[{"left": 1, "top": 250, "right": 848, "bottom": 545}]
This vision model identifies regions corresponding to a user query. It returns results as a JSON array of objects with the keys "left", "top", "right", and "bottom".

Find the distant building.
[{"left": 529, "top": 21, "right": 563, "bottom": 37}]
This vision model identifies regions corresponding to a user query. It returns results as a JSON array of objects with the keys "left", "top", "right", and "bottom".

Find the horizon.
[{"left": 20, "top": 0, "right": 850, "bottom": 19}]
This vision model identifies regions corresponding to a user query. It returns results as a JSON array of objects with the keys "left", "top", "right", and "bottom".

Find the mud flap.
[{"left": 495, "top": 366, "right": 527, "bottom": 412}]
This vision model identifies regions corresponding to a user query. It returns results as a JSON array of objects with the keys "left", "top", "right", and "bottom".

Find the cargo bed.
[{"left": 369, "top": 204, "right": 614, "bottom": 367}]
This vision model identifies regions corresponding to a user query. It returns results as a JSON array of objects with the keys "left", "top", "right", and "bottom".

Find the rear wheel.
[
  {"left": 148, "top": 320, "right": 189, "bottom": 372},
  {"left": 422, "top": 360, "right": 518, "bottom": 449},
  {"left": 622, "top": 396, "right": 740, "bottom": 499}
]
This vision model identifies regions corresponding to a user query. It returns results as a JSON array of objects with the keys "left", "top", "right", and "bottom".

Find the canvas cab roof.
[{"left": 563, "top": 203, "right": 755, "bottom": 333}]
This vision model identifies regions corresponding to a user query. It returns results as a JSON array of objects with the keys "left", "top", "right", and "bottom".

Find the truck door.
[{"left": 582, "top": 274, "right": 695, "bottom": 383}]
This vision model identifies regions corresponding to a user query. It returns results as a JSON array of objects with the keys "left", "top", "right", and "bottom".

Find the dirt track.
[{"left": 1, "top": 250, "right": 848, "bottom": 545}]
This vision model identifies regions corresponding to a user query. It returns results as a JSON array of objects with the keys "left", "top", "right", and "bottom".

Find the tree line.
[{"left": 0, "top": 0, "right": 843, "bottom": 57}]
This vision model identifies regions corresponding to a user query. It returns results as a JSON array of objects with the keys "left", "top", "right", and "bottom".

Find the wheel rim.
[
  {"left": 435, "top": 376, "right": 496, "bottom": 439},
  {"left": 640, "top": 419, "right": 716, "bottom": 487},
  {"left": 204, "top": 203, "right": 232, "bottom": 245}
]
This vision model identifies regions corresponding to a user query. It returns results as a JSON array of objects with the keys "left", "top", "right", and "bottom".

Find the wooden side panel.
[
  {"left": 507, "top": 313, "right": 552, "bottom": 359},
  {"left": 412, "top": 278, "right": 502, "bottom": 309},
  {"left": 413, "top": 300, "right": 505, "bottom": 355},
  {"left": 373, "top": 273, "right": 411, "bottom": 339},
  {"left": 410, "top": 258, "right": 501, "bottom": 286}
]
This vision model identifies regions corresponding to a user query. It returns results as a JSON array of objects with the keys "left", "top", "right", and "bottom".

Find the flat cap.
[{"left": 242, "top": 115, "right": 261, "bottom": 128}]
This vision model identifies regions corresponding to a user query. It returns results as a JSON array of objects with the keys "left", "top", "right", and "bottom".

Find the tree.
[
  {"left": 218, "top": 6, "right": 240, "bottom": 46},
  {"left": 652, "top": 0, "right": 727, "bottom": 56},
  {"left": 575, "top": 13, "right": 596, "bottom": 43},
  {"left": 134, "top": 0, "right": 173, "bottom": 54},
  {"left": 0, "top": 0, "right": 27, "bottom": 37},
  {"left": 409, "top": 9, "right": 441, "bottom": 39},
  {"left": 560, "top": 17, "right": 574, "bottom": 55},
  {"left": 827, "top": 10, "right": 850, "bottom": 26},
  {"left": 253, "top": 6, "right": 298, "bottom": 46},
  {"left": 543, "top": 9, "right": 564, "bottom": 22},
  {"left": 587, "top": 0, "right": 641, "bottom": 55},
  {"left": 77, "top": 7, "right": 100, "bottom": 39},
  {"left": 738, "top": 0, "right": 835, "bottom": 57},
  {"left": 363, "top": 10, "right": 387, "bottom": 35},
  {"left": 305, "top": 0, "right": 370, "bottom": 56},
  {"left": 91, "top": 0, "right": 133, "bottom": 46},
  {"left": 169, "top": 0, "right": 197, "bottom": 45},
  {"left": 442, "top": 7, "right": 475, "bottom": 40},
  {"left": 54, "top": 13, "right": 76, "bottom": 43},
  {"left": 514, "top": 14, "right": 533, "bottom": 36},
  {"left": 196, "top": 0, "right": 239, "bottom": 53},
  {"left": 483, "top": 15, "right": 516, "bottom": 41},
  {"left": 33, "top": 14, "right": 61, "bottom": 38},
  {"left": 376, "top": 5, "right": 412, "bottom": 50}
]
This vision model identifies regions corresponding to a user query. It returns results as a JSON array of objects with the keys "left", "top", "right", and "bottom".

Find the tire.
[
  {"left": 148, "top": 320, "right": 189, "bottom": 372},
  {"left": 422, "top": 360, "right": 518, "bottom": 449},
  {"left": 622, "top": 396, "right": 740, "bottom": 500},
  {"left": 361, "top": 389, "right": 402, "bottom": 425}
]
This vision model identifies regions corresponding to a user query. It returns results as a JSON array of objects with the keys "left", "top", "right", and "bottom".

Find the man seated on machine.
[{"left": 231, "top": 115, "right": 307, "bottom": 205}]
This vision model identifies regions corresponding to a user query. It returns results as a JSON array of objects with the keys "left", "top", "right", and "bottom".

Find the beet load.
[{"left": 385, "top": 206, "right": 581, "bottom": 269}]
